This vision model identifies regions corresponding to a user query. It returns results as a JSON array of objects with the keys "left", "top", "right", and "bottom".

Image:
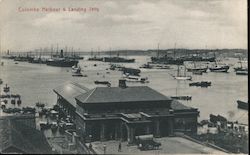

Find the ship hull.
[
  {"left": 46, "top": 60, "right": 78, "bottom": 67},
  {"left": 174, "top": 76, "right": 192, "bottom": 80},
  {"left": 103, "top": 57, "right": 135, "bottom": 63},
  {"left": 209, "top": 66, "right": 229, "bottom": 72}
]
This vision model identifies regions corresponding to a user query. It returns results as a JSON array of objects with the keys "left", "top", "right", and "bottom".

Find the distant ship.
[
  {"left": 103, "top": 57, "right": 135, "bottom": 63},
  {"left": 151, "top": 56, "right": 215, "bottom": 65},
  {"left": 46, "top": 50, "right": 78, "bottom": 67},
  {"left": 186, "top": 62, "right": 208, "bottom": 73},
  {"left": 66, "top": 54, "right": 84, "bottom": 60},
  {"left": 237, "top": 100, "right": 248, "bottom": 110},
  {"left": 88, "top": 56, "right": 103, "bottom": 61}
]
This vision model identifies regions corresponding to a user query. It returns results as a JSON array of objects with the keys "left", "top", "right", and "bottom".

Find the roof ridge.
[
  {"left": 70, "top": 82, "right": 90, "bottom": 91},
  {"left": 83, "top": 88, "right": 97, "bottom": 103}
]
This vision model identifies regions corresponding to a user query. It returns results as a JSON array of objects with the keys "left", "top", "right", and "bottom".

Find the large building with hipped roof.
[{"left": 53, "top": 80, "right": 199, "bottom": 144}]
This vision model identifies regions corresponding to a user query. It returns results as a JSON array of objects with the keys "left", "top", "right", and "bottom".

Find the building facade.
[{"left": 53, "top": 80, "right": 199, "bottom": 144}]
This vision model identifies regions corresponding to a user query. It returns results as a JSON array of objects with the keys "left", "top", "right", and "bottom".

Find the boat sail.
[{"left": 174, "top": 65, "right": 192, "bottom": 80}]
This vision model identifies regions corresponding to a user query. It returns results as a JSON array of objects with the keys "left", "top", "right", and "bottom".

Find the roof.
[
  {"left": 75, "top": 86, "right": 171, "bottom": 104},
  {"left": 170, "top": 99, "right": 193, "bottom": 110},
  {"left": 53, "top": 82, "right": 89, "bottom": 108},
  {"left": 0, "top": 117, "right": 52, "bottom": 154}
]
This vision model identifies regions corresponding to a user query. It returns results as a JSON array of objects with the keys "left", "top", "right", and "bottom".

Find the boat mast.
[
  {"left": 177, "top": 65, "right": 180, "bottom": 77},
  {"left": 174, "top": 43, "right": 176, "bottom": 59},
  {"left": 239, "top": 56, "right": 242, "bottom": 68},
  {"left": 184, "top": 65, "right": 186, "bottom": 76},
  {"left": 109, "top": 47, "right": 111, "bottom": 65},
  {"left": 157, "top": 43, "right": 160, "bottom": 58},
  {"left": 98, "top": 46, "right": 100, "bottom": 58},
  {"left": 56, "top": 44, "right": 58, "bottom": 56}
]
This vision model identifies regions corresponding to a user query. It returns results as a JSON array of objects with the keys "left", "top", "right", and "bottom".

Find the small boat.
[
  {"left": 140, "top": 63, "right": 153, "bottom": 69},
  {"left": 237, "top": 100, "right": 248, "bottom": 110},
  {"left": 121, "top": 67, "right": 141, "bottom": 76},
  {"left": 72, "top": 64, "right": 81, "bottom": 73},
  {"left": 94, "top": 81, "right": 111, "bottom": 86},
  {"left": 17, "top": 99, "right": 22, "bottom": 105},
  {"left": 3, "top": 84, "right": 10, "bottom": 93},
  {"left": 11, "top": 99, "right": 16, "bottom": 105},
  {"left": 171, "top": 96, "right": 192, "bottom": 101},
  {"left": 1, "top": 102, "right": 6, "bottom": 109},
  {"left": 123, "top": 74, "right": 149, "bottom": 83},
  {"left": 72, "top": 73, "right": 84, "bottom": 77},
  {"left": 236, "top": 70, "right": 248, "bottom": 75},
  {"left": 189, "top": 81, "right": 211, "bottom": 87},
  {"left": 209, "top": 65, "right": 230, "bottom": 72},
  {"left": 36, "top": 102, "right": 45, "bottom": 108}
]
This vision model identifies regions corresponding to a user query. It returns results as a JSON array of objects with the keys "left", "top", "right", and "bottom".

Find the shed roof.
[
  {"left": 75, "top": 86, "right": 171, "bottom": 104},
  {"left": 0, "top": 117, "right": 52, "bottom": 154},
  {"left": 53, "top": 82, "right": 89, "bottom": 108},
  {"left": 170, "top": 99, "right": 193, "bottom": 110}
]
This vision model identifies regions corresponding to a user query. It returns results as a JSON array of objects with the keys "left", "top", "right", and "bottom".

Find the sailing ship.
[
  {"left": 234, "top": 58, "right": 248, "bottom": 75},
  {"left": 173, "top": 65, "right": 192, "bottom": 80},
  {"left": 88, "top": 51, "right": 103, "bottom": 61},
  {"left": 234, "top": 57, "right": 248, "bottom": 71},
  {"left": 186, "top": 62, "right": 208, "bottom": 73}
]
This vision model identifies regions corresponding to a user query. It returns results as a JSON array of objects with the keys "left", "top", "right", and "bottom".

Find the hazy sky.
[{"left": 0, "top": 0, "right": 247, "bottom": 52}]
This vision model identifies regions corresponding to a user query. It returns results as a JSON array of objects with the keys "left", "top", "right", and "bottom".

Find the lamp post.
[{"left": 89, "top": 134, "right": 92, "bottom": 144}]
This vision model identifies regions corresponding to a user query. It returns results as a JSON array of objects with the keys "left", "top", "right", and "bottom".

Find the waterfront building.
[
  {"left": 54, "top": 80, "right": 199, "bottom": 144},
  {"left": 0, "top": 115, "right": 52, "bottom": 154},
  {"left": 53, "top": 82, "right": 90, "bottom": 120}
]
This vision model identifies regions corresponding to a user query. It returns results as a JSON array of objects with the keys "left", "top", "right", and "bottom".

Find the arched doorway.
[{"left": 121, "top": 124, "right": 128, "bottom": 141}]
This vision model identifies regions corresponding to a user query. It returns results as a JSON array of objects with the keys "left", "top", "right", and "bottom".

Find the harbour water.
[{"left": 0, "top": 56, "right": 248, "bottom": 124}]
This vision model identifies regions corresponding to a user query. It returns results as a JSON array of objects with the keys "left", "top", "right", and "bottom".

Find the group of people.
[{"left": 88, "top": 141, "right": 122, "bottom": 154}]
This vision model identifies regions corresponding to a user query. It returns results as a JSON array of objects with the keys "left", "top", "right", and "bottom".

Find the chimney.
[
  {"left": 119, "top": 79, "right": 127, "bottom": 88},
  {"left": 60, "top": 49, "right": 64, "bottom": 58}
]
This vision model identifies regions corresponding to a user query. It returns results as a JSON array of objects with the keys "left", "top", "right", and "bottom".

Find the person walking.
[
  {"left": 103, "top": 144, "right": 106, "bottom": 154},
  {"left": 118, "top": 142, "right": 122, "bottom": 152}
]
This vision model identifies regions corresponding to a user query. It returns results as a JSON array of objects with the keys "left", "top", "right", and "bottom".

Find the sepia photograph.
[{"left": 0, "top": 0, "right": 248, "bottom": 154}]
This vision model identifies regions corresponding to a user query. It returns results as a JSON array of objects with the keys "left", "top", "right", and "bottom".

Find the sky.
[{"left": 0, "top": 0, "right": 248, "bottom": 52}]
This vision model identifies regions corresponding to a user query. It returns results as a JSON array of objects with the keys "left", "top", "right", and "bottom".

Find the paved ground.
[{"left": 89, "top": 137, "right": 226, "bottom": 154}]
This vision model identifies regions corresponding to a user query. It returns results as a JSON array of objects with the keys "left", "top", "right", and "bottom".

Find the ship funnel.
[
  {"left": 119, "top": 79, "right": 127, "bottom": 88},
  {"left": 60, "top": 49, "right": 64, "bottom": 58}
]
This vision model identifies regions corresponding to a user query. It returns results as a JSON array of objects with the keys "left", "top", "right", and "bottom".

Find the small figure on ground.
[{"left": 118, "top": 142, "right": 122, "bottom": 152}]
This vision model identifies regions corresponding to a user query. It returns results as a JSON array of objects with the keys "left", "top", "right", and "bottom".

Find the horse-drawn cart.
[{"left": 135, "top": 134, "right": 161, "bottom": 151}]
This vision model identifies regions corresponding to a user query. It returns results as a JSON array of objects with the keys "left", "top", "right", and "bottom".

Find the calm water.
[{"left": 0, "top": 56, "right": 248, "bottom": 124}]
